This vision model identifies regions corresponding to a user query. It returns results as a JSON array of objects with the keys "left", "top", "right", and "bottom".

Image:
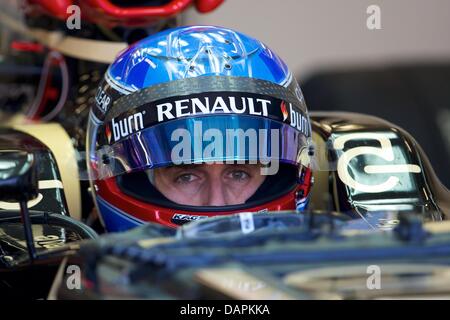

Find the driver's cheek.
[{"left": 223, "top": 181, "right": 250, "bottom": 205}]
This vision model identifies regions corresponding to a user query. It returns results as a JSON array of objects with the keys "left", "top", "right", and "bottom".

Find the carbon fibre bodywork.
[
  {"left": 309, "top": 111, "right": 448, "bottom": 222},
  {"left": 0, "top": 128, "right": 97, "bottom": 299}
]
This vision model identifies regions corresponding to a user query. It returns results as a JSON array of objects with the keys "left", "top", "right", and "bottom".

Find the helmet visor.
[{"left": 92, "top": 114, "right": 310, "bottom": 179}]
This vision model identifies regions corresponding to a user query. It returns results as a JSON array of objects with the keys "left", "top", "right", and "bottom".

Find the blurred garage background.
[{"left": 185, "top": 0, "right": 450, "bottom": 188}]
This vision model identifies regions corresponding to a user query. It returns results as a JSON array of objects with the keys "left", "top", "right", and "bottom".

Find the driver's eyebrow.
[
  {"left": 162, "top": 163, "right": 263, "bottom": 175},
  {"left": 163, "top": 164, "right": 201, "bottom": 173}
]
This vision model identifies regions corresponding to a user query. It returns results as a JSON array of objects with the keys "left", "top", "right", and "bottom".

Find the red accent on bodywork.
[
  {"left": 10, "top": 41, "right": 45, "bottom": 53},
  {"left": 30, "top": 54, "right": 62, "bottom": 120},
  {"left": 195, "top": 0, "right": 224, "bottom": 13},
  {"left": 85, "top": 0, "right": 193, "bottom": 18},
  {"left": 27, "top": 0, "right": 224, "bottom": 27},
  {"left": 27, "top": 0, "right": 73, "bottom": 19}
]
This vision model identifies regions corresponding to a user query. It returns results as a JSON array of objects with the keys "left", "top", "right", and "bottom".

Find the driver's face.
[{"left": 153, "top": 164, "right": 266, "bottom": 206}]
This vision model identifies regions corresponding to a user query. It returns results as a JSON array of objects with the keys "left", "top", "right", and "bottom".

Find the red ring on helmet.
[{"left": 95, "top": 168, "right": 313, "bottom": 228}]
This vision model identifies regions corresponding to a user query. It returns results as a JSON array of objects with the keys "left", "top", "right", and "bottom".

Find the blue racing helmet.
[{"left": 87, "top": 25, "right": 313, "bottom": 231}]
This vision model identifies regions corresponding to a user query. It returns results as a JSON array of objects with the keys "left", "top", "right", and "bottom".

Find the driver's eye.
[
  {"left": 175, "top": 173, "right": 198, "bottom": 184},
  {"left": 228, "top": 170, "right": 250, "bottom": 181}
]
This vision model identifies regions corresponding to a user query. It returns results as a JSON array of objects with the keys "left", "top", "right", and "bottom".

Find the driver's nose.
[{"left": 205, "top": 181, "right": 227, "bottom": 206}]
